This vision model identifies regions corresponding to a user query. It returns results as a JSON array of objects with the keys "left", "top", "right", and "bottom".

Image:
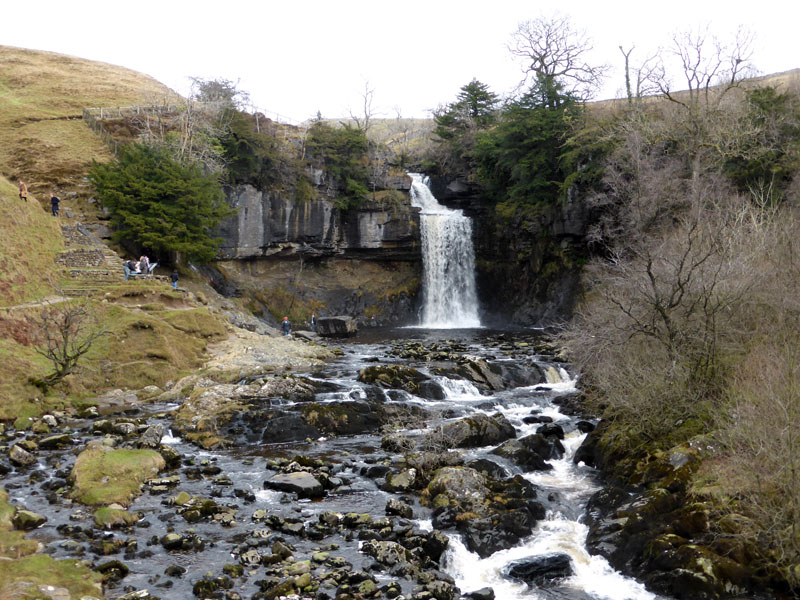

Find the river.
[{"left": 3, "top": 327, "right": 670, "bottom": 600}]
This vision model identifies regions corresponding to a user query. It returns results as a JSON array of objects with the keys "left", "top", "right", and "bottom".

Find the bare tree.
[
  {"left": 32, "top": 302, "right": 108, "bottom": 386},
  {"left": 509, "top": 14, "right": 609, "bottom": 100},
  {"left": 650, "top": 25, "right": 755, "bottom": 110},
  {"left": 350, "top": 79, "right": 378, "bottom": 135},
  {"left": 619, "top": 45, "right": 660, "bottom": 104}
]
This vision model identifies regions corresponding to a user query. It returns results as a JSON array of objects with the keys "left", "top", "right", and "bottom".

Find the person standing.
[
  {"left": 19, "top": 181, "right": 27, "bottom": 202},
  {"left": 50, "top": 192, "right": 60, "bottom": 216},
  {"left": 281, "top": 316, "right": 292, "bottom": 336},
  {"left": 311, "top": 313, "right": 317, "bottom": 333},
  {"left": 171, "top": 269, "right": 179, "bottom": 290}
]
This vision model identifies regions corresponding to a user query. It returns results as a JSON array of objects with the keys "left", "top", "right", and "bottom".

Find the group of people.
[
  {"left": 123, "top": 255, "right": 156, "bottom": 280},
  {"left": 18, "top": 180, "right": 61, "bottom": 216}
]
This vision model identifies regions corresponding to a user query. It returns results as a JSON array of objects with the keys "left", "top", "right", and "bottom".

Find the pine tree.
[{"left": 89, "top": 143, "right": 234, "bottom": 263}]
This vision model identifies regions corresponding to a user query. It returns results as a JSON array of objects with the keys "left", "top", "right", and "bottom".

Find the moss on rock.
[{"left": 70, "top": 444, "right": 166, "bottom": 507}]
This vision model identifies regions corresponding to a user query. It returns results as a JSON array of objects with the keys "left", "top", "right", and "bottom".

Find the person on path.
[
  {"left": 123, "top": 261, "right": 131, "bottom": 281},
  {"left": 18, "top": 181, "right": 27, "bottom": 202},
  {"left": 50, "top": 192, "right": 60, "bottom": 216},
  {"left": 311, "top": 313, "right": 317, "bottom": 333},
  {"left": 140, "top": 256, "right": 150, "bottom": 274},
  {"left": 171, "top": 269, "right": 179, "bottom": 290},
  {"left": 281, "top": 316, "right": 292, "bottom": 336}
]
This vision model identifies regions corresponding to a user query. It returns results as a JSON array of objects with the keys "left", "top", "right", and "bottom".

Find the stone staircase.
[{"left": 57, "top": 224, "right": 125, "bottom": 297}]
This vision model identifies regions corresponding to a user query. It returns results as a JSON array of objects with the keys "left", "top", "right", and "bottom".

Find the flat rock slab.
[{"left": 264, "top": 472, "right": 324, "bottom": 498}]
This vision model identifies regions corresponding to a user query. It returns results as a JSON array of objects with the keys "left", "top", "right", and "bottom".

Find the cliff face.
[
  {"left": 217, "top": 183, "right": 420, "bottom": 261},
  {"left": 212, "top": 176, "right": 422, "bottom": 327},
  {"left": 429, "top": 176, "right": 593, "bottom": 326}
]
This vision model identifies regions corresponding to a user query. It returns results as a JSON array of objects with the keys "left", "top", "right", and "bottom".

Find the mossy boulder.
[
  {"left": 70, "top": 443, "right": 166, "bottom": 507},
  {"left": 301, "top": 401, "right": 385, "bottom": 436},
  {"left": 94, "top": 506, "right": 139, "bottom": 528},
  {"left": 357, "top": 365, "right": 444, "bottom": 399}
]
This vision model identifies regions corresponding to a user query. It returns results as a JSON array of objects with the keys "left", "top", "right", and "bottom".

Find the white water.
[
  {"left": 428, "top": 372, "right": 658, "bottom": 600},
  {"left": 409, "top": 173, "right": 481, "bottom": 328}
]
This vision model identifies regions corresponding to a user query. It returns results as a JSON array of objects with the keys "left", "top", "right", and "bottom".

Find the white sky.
[{"left": 4, "top": 0, "right": 799, "bottom": 123}]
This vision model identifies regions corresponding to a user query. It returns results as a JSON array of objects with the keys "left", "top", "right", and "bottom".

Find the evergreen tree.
[
  {"left": 305, "top": 122, "right": 370, "bottom": 209},
  {"left": 432, "top": 79, "right": 499, "bottom": 175},
  {"left": 475, "top": 76, "right": 580, "bottom": 206},
  {"left": 89, "top": 143, "right": 234, "bottom": 263}
]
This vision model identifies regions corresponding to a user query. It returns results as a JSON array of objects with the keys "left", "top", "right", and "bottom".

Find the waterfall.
[{"left": 409, "top": 173, "right": 481, "bottom": 328}]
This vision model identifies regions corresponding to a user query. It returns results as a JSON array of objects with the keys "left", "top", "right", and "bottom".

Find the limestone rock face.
[{"left": 217, "top": 185, "right": 421, "bottom": 261}]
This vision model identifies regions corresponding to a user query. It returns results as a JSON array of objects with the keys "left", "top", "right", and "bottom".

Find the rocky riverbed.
[{"left": 0, "top": 328, "right": 761, "bottom": 600}]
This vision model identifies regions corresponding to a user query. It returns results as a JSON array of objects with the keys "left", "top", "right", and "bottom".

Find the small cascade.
[{"left": 409, "top": 173, "right": 481, "bottom": 328}]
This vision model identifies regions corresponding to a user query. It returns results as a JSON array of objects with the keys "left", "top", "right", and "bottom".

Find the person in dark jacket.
[
  {"left": 281, "top": 316, "right": 291, "bottom": 336},
  {"left": 171, "top": 269, "right": 179, "bottom": 290},
  {"left": 50, "top": 192, "right": 60, "bottom": 216},
  {"left": 310, "top": 313, "right": 317, "bottom": 332}
]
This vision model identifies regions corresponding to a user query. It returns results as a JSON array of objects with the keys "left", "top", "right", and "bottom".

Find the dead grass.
[
  {"left": 0, "top": 45, "right": 179, "bottom": 203},
  {"left": 0, "top": 176, "right": 64, "bottom": 306}
]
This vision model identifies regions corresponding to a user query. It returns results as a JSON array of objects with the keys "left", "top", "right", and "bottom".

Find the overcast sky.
[{"left": 4, "top": 0, "right": 799, "bottom": 123}]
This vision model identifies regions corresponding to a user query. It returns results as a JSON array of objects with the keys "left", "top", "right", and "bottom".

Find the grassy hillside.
[{"left": 0, "top": 45, "right": 179, "bottom": 209}]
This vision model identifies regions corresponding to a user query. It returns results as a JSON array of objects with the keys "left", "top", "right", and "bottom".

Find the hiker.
[
  {"left": 310, "top": 313, "right": 317, "bottom": 332},
  {"left": 281, "top": 316, "right": 292, "bottom": 336},
  {"left": 139, "top": 255, "right": 150, "bottom": 274},
  {"left": 171, "top": 269, "right": 179, "bottom": 290},
  {"left": 19, "top": 181, "right": 27, "bottom": 202},
  {"left": 123, "top": 261, "right": 131, "bottom": 281},
  {"left": 50, "top": 192, "right": 60, "bottom": 216}
]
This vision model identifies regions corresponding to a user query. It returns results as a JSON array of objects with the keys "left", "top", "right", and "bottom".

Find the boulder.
[
  {"left": 505, "top": 553, "right": 573, "bottom": 585},
  {"left": 433, "top": 413, "right": 516, "bottom": 449},
  {"left": 38, "top": 434, "right": 73, "bottom": 449},
  {"left": 317, "top": 316, "right": 357, "bottom": 337},
  {"left": 357, "top": 365, "right": 443, "bottom": 399},
  {"left": 426, "top": 467, "right": 488, "bottom": 504},
  {"left": 491, "top": 434, "right": 555, "bottom": 471},
  {"left": 264, "top": 472, "right": 324, "bottom": 498},
  {"left": 12, "top": 509, "right": 48, "bottom": 530},
  {"left": 137, "top": 424, "right": 163, "bottom": 449},
  {"left": 9, "top": 444, "right": 36, "bottom": 466},
  {"left": 386, "top": 498, "right": 414, "bottom": 519},
  {"left": 261, "top": 414, "right": 320, "bottom": 443}
]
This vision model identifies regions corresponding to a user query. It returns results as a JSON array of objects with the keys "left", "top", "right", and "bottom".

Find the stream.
[{"left": 3, "top": 328, "right": 669, "bottom": 600}]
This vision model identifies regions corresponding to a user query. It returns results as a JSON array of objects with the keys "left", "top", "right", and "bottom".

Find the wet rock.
[
  {"left": 536, "top": 423, "right": 565, "bottom": 440},
  {"left": 264, "top": 471, "right": 324, "bottom": 498},
  {"left": 301, "top": 401, "right": 384, "bottom": 436},
  {"left": 137, "top": 424, "right": 164, "bottom": 449},
  {"left": 491, "top": 434, "right": 555, "bottom": 471},
  {"left": 261, "top": 414, "right": 321, "bottom": 443},
  {"left": 38, "top": 433, "right": 73, "bottom": 449},
  {"left": 466, "top": 458, "right": 507, "bottom": 480},
  {"left": 358, "top": 365, "right": 437, "bottom": 398},
  {"left": 386, "top": 498, "right": 414, "bottom": 519},
  {"left": 96, "top": 559, "right": 130, "bottom": 582},
  {"left": 9, "top": 443, "right": 36, "bottom": 466},
  {"left": 505, "top": 553, "right": 573, "bottom": 585},
  {"left": 157, "top": 443, "right": 182, "bottom": 468},
  {"left": 433, "top": 413, "right": 516, "bottom": 448},
  {"left": 464, "top": 587, "right": 495, "bottom": 600},
  {"left": 576, "top": 420, "right": 595, "bottom": 433},
  {"left": 12, "top": 509, "right": 48, "bottom": 529},
  {"left": 384, "top": 468, "right": 418, "bottom": 492},
  {"left": 427, "top": 467, "right": 488, "bottom": 505},
  {"left": 165, "top": 564, "right": 187, "bottom": 577}
]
